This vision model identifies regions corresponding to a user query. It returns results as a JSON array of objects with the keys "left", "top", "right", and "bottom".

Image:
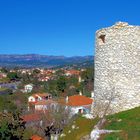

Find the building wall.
[
  {"left": 94, "top": 22, "right": 140, "bottom": 113},
  {"left": 25, "top": 85, "right": 33, "bottom": 92},
  {"left": 28, "top": 96, "right": 36, "bottom": 102},
  {"left": 35, "top": 105, "right": 47, "bottom": 110},
  {"left": 70, "top": 104, "right": 91, "bottom": 115}
]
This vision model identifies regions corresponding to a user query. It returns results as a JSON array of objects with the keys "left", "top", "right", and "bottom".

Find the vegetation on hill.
[
  {"left": 100, "top": 106, "right": 140, "bottom": 140},
  {"left": 0, "top": 87, "right": 7, "bottom": 91},
  {"left": 0, "top": 112, "right": 26, "bottom": 140},
  {"left": 59, "top": 107, "right": 140, "bottom": 140},
  {"left": 0, "top": 77, "right": 10, "bottom": 83},
  {"left": 59, "top": 116, "right": 98, "bottom": 140}
]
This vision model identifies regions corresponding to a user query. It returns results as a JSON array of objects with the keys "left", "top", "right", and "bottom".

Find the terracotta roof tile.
[
  {"left": 65, "top": 70, "right": 80, "bottom": 75},
  {"left": 59, "top": 95, "right": 93, "bottom": 106},
  {"left": 31, "top": 135, "right": 43, "bottom": 140},
  {"left": 35, "top": 99, "right": 56, "bottom": 105},
  {"left": 32, "top": 93, "right": 50, "bottom": 98},
  {"left": 22, "top": 114, "right": 40, "bottom": 122}
]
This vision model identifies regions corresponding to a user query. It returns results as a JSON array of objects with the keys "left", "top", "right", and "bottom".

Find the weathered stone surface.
[{"left": 94, "top": 22, "right": 140, "bottom": 113}]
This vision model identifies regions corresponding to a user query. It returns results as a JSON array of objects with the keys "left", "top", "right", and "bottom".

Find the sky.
[{"left": 0, "top": 0, "right": 140, "bottom": 56}]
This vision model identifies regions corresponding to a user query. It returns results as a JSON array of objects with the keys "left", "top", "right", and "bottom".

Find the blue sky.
[{"left": 0, "top": 0, "right": 139, "bottom": 56}]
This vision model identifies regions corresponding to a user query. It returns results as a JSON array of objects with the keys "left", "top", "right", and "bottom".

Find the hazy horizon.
[{"left": 0, "top": 53, "right": 93, "bottom": 57}]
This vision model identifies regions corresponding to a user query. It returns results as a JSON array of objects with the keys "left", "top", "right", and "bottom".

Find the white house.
[
  {"left": 39, "top": 76, "right": 50, "bottom": 82},
  {"left": 0, "top": 73, "right": 7, "bottom": 79},
  {"left": 78, "top": 76, "right": 82, "bottom": 83},
  {"left": 65, "top": 70, "right": 80, "bottom": 77},
  {"left": 58, "top": 95, "right": 93, "bottom": 115},
  {"left": 24, "top": 84, "right": 33, "bottom": 93},
  {"left": 28, "top": 93, "right": 52, "bottom": 103},
  {"left": 35, "top": 100, "right": 56, "bottom": 111}
]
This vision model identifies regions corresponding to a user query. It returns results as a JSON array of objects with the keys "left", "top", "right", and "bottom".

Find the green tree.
[
  {"left": 55, "top": 69, "right": 65, "bottom": 76},
  {"left": 57, "top": 76, "right": 67, "bottom": 94},
  {"left": 0, "top": 112, "right": 26, "bottom": 140},
  {"left": 33, "top": 69, "right": 40, "bottom": 74},
  {"left": 0, "top": 95, "right": 18, "bottom": 113},
  {"left": 21, "top": 73, "right": 32, "bottom": 84},
  {"left": 11, "top": 93, "right": 27, "bottom": 112},
  {"left": 7, "top": 72, "right": 19, "bottom": 80},
  {"left": 67, "top": 76, "right": 78, "bottom": 87},
  {"left": 0, "top": 67, "right": 9, "bottom": 73},
  {"left": 44, "top": 80, "right": 57, "bottom": 96},
  {"left": 81, "top": 68, "right": 94, "bottom": 83},
  {"left": 81, "top": 68, "right": 94, "bottom": 92}
]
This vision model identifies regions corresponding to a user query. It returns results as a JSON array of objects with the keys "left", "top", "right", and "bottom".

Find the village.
[{"left": 0, "top": 66, "right": 94, "bottom": 140}]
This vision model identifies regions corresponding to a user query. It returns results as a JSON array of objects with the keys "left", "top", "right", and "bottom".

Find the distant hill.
[
  {"left": 0, "top": 54, "right": 94, "bottom": 68},
  {"left": 55, "top": 60, "right": 94, "bottom": 69}
]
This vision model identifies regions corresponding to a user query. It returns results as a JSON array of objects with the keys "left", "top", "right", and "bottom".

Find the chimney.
[
  {"left": 79, "top": 91, "right": 82, "bottom": 96},
  {"left": 78, "top": 76, "right": 82, "bottom": 83},
  {"left": 91, "top": 91, "right": 94, "bottom": 98},
  {"left": 66, "top": 96, "right": 69, "bottom": 103},
  {"left": 27, "top": 106, "right": 30, "bottom": 111}
]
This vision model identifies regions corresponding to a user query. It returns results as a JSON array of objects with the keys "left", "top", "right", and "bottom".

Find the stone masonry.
[{"left": 94, "top": 22, "right": 140, "bottom": 113}]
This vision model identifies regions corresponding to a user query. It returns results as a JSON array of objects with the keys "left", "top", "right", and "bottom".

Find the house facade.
[
  {"left": 59, "top": 95, "right": 93, "bottom": 115},
  {"left": 28, "top": 93, "right": 52, "bottom": 103},
  {"left": 24, "top": 84, "right": 33, "bottom": 93},
  {"left": 28, "top": 93, "right": 53, "bottom": 111},
  {"left": 35, "top": 100, "right": 56, "bottom": 111}
]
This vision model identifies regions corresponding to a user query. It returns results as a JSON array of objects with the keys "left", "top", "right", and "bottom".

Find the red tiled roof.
[
  {"left": 68, "top": 95, "right": 93, "bottom": 106},
  {"left": 59, "top": 95, "right": 93, "bottom": 106},
  {"left": 35, "top": 99, "right": 56, "bottom": 105},
  {"left": 22, "top": 114, "right": 40, "bottom": 122},
  {"left": 65, "top": 70, "right": 80, "bottom": 75},
  {"left": 31, "top": 93, "right": 50, "bottom": 98},
  {"left": 28, "top": 101, "right": 37, "bottom": 105},
  {"left": 31, "top": 135, "right": 43, "bottom": 140}
]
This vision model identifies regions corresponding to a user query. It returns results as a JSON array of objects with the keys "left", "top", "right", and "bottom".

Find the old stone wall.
[{"left": 94, "top": 22, "right": 140, "bottom": 113}]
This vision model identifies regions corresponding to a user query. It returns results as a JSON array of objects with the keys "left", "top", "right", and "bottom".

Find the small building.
[
  {"left": 0, "top": 73, "right": 7, "bottom": 79},
  {"left": 24, "top": 84, "right": 33, "bottom": 93},
  {"left": 59, "top": 95, "right": 93, "bottom": 115},
  {"left": 31, "top": 135, "right": 44, "bottom": 140},
  {"left": 39, "top": 76, "right": 50, "bottom": 82},
  {"left": 28, "top": 93, "right": 53, "bottom": 111},
  {"left": 28, "top": 93, "right": 52, "bottom": 103},
  {"left": 22, "top": 113, "right": 41, "bottom": 127},
  {"left": 65, "top": 70, "right": 80, "bottom": 76},
  {"left": 35, "top": 100, "right": 56, "bottom": 111}
]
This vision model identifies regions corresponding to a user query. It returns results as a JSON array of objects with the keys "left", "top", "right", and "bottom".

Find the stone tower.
[{"left": 94, "top": 22, "right": 140, "bottom": 113}]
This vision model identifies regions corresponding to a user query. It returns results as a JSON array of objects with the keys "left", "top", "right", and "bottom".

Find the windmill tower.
[{"left": 94, "top": 22, "right": 140, "bottom": 113}]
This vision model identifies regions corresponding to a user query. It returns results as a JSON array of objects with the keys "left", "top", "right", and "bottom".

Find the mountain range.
[{"left": 0, "top": 54, "right": 94, "bottom": 68}]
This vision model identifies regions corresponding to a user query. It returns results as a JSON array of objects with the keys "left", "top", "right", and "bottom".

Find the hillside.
[
  {"left": 59, "top": 107, "right": 140, "bottom": 140},
  {"left": 101, "top": 106, "right": 140, "bottom": 140},
  {"left": 59, "top": 116, "right": 98, "bottom": 140},
  {"left": 54, "top": 60, "right": 94, "bottom": 69},
  {"left": 0, "top": 54, "right": 93, "bottom": 68}
]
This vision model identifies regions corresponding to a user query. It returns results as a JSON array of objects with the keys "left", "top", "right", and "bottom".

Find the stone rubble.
[
  {"left": 82, "top": 114, "right": 95, "bottom": 119},
  {"left": 90, "top": 129, "right": 121, "bottom": 140}
]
